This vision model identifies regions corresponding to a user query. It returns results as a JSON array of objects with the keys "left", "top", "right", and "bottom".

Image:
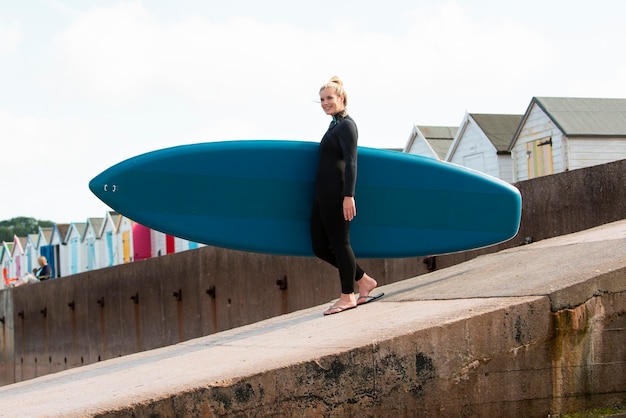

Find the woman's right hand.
[{"left": 343, "top": 196, "right": 356, "bottom": 221}]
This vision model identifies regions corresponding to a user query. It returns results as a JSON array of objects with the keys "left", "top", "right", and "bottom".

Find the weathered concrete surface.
[
  {"left": 0, "top": 248, "right": 426, "bottom": 386},
  {"left": 0, "top": 220, "right": 624, "bottom": 417}
]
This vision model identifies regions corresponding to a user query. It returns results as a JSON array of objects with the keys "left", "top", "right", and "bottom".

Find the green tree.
[
  {"left": 0, "top": 226, "right": 11, "bottom": 243},
  {"left": 0, "top": 217, "right": 55, "bottom": 242}
]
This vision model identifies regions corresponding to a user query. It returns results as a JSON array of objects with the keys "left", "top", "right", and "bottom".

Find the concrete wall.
[
  {"left": 0, "top": 250, "right": 424, "bottom": 386},
  {"left": 97, "top": 290, "right": 625, "bottom": 417},
  {"left": 0, "top": 158, "right": 624, "bottom": 387}
]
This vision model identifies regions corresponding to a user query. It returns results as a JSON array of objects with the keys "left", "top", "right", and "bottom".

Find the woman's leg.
[{"left": 311, "top": 199, "right": 366, "bottom": 289}]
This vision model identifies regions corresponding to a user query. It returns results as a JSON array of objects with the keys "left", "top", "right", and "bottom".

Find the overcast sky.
[{"left": 1, "top": 0, "right": 625, "bottom": 224}]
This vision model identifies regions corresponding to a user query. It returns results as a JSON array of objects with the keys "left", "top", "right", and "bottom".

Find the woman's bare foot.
[
  {"left": 324, "top": 293, "right": 357, "bottom": 315},
  {"left": 357, "top": 273, "right": 383, "bottom": 305},
  {"left": 357, "top": 273, "right": 377, "bottom": 296}
]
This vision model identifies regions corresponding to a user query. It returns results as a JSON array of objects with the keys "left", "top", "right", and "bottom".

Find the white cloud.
[
  {"left": 0, "top": 110, "right": 109, "bottom": 222},
  {"left": 0, "top": 22, "right": 22, "bottom": 55},
  {"left": 50, "top": 1, "right": 549, "bottom": 126},
  {"left": 42, "top": 0, "right": 567, "bottom": 162},
  {"left": 53, "top": 3, "right": 321, "bottom": 104},
  {"left": 43, "top": 0, "right": 81, "bottom": 18},
  {"left": 54, "top": 2, "right": 161, "bottom": 101},
  {"left": 0, "top": 110, "right": 55, "bottom": 166},
  {"left": 355, "top": 3, "right": 551, "bottom": 98}
]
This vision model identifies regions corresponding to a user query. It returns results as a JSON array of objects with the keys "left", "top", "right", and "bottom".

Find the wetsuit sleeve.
[{"left": 337, "top": 119, "right": 358, "bottom": 197}]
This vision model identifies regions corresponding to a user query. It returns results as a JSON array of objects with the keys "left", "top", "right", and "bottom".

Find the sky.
[{"left": 1, "top": 0, "right": 625, "bottom": 224}]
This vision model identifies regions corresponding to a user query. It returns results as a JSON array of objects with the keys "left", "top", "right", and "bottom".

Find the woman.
[{"left": 311, "top": 76, "right": 383, "bottom": 315}]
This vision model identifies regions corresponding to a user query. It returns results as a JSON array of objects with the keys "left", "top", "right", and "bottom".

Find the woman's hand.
[{"left": 343, "top": 196, "right": 356, "bottom": 221}]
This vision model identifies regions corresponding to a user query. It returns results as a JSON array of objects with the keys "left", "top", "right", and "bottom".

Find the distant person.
[
  {"left": 310, "top": 76, "right": 383, "bottom": 315},
  {"left": 35, "top": 256, "right": 52, "bottom": 281}
]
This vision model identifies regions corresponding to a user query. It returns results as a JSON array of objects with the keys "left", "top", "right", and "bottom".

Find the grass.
[{"left": 562, "top": 405, "right": 625, "bottom": 418}]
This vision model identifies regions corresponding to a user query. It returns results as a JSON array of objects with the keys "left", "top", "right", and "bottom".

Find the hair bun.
[{"left": 328, "top": 76, "right": 343, "bottom": 86}]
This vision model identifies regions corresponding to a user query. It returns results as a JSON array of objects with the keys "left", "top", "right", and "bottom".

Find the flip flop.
[
  {"left": 323, "top": 305, "right": 357, "bottom": 316},
  {"left": 357, "top": 293, "right": 385, "bottom": 305}
]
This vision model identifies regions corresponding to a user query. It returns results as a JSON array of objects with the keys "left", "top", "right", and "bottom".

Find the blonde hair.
[
  {"left": 319, "top": 76, "right": 348, "bottom": 107},
  {"left": 38, "top": 256, "right": 47, "bottom": 265}
]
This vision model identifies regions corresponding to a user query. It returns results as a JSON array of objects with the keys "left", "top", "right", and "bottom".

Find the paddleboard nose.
[{"left": 89, "top": 168, "right": 120, "bottom": 207}]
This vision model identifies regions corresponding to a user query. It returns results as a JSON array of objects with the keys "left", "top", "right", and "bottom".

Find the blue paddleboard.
[{"left": 89, "top": 140, "right": 521, "bottom": 258}]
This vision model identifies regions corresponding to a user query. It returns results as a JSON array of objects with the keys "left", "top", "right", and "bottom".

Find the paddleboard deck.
[{"left": 89, "top": 140, "right": 521, "bottom": 258}]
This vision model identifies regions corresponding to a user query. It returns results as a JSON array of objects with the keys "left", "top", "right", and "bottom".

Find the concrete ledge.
[
  {"left": 381, "top": 221, "right": 626, "bottom": 311},
  {"left": 0, "top": 220, "right": 624, "bottom": 417}
]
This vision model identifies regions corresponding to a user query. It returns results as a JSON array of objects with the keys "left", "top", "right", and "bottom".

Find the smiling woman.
[
  {"left": 319, "top": 76, "right": 349, "bottom": 115},
  {"left": 310, "top": 76, "right": 383, "bottom": 316}
]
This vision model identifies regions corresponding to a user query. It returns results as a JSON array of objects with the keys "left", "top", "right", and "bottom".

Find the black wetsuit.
[{"left": 310, "top": 111, "right": 365, "bottom": 294}]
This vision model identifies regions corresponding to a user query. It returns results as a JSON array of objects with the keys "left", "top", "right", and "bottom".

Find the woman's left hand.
[{"left": 343, "top": 196, "right": 356, "bottom": 221}]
